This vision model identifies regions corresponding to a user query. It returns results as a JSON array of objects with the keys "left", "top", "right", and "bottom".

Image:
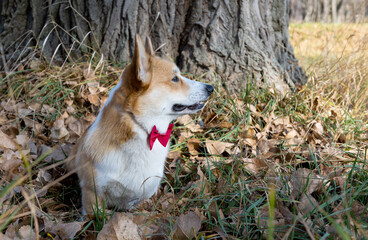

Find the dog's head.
[{"left": 121, "top": 35, "right": 213, "bottom": 120}]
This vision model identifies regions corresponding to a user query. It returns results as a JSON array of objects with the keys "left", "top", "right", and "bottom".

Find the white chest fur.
[{"left": 93, "top": 132, "right": 169, "bottom": 208}]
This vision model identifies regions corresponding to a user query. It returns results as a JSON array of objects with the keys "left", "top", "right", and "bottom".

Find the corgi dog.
[{"left": 69, "top": 35, "right": 213, "bottom": 216}]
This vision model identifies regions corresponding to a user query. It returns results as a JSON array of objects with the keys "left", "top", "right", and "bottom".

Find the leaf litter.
[{"left": 0, "top": 57, "right": 367, "bottom": 239}]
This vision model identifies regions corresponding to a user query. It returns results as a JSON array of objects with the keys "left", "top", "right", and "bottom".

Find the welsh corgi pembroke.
[{"left": 69, "top": 35, "right": 213, "bottom": 216}]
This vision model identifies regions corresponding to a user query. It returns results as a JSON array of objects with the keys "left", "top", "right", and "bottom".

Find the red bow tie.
[{"left": 149, "top": 124, "right": 173, "bottom": 150}]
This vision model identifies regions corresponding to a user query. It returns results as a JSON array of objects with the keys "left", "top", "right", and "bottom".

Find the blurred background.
[{"left": 290, "top": 0, "right": 368, "bottom": 22}]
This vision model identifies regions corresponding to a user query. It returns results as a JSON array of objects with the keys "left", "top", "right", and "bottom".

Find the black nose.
[{"left": 205, "top": 84, "right": 214, "bottom": 95}]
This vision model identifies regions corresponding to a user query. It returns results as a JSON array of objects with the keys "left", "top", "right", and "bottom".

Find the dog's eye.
[{"left": 172, "top": 76, "right": 179, "bottom": 82}]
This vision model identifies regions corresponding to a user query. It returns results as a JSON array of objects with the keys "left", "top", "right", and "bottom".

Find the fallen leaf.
[
  {"left": 44, "top": 218, "right": 85, "bottom": 240},
  {"left": 298, "top": 193, "right": 319, "bottom": 216},
  {"left": 97, "top": 213, "right": 141, "bottom": 240},
  {"left": 312, "top": 121, "right": 324, "bottom": 138},
  {"left": 285, "top": 129, "right": 299, "bottom": 139},
  {"left": 17, "top": 108, "right": 32, "bottom": 118},
  {"left": 0, "top": 150, "right": 22, "bottom": 171},
  {"left": 177, "top": 115, "right": 203, "bottom": 132},
  {"left": 0, "top": 130, "right": 17, "bottom": 150},
  {"left": 41, "top": 104, "right": 56, "bottom": 115},
  {"left": 242, "top": 138, "right": 257, "bottom": 148},
  {"left": 242, "top": 158, "right": 267, "bottom": 174},
  {"left": 174, "top": 211, "right": 202, "bottom": 240},
  {"left": 205, "top": 140, "right": 233, "bottom": 155},
  {"left": 18, "top": 225, "right": 36, "bottom": 240},
  {"left": 290, "top": 168, "right": 323, "bottom": 199},
  {"left": 193, "top": 166, "right": 210, "bottom": 195},
  {"left": 256, "top": 139, "right": 270, "bottom": 155},
  {"left": 187, "top": 138, "right": 202, "bottom": 155},
  {"left": 177, "top": 115, "right": 193, "bottom": 125},
  {"left": 50, "top": 119, "right": 69, "bottom": 140},
  {"left": 28, "top": 102, "right": 42, "bottom": 111},
  {"left": 88, "top": 94, "right": 100, "bottom": 106},
  {"left": 0, "top": 233, "right": 12, "bottom": 240},
  {"left": 15, "top": 134, "right": 29, "bottom": 149}
]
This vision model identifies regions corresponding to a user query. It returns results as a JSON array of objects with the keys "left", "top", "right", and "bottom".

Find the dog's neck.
[{"left": 127, "top": 111, "right": 173, "bottom": 135}]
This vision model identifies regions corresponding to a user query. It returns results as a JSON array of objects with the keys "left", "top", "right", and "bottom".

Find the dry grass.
[{"left": 290, "top": 23, "right": 368, "bottom": 120}]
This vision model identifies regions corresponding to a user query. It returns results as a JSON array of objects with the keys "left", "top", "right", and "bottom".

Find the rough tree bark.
[{"left": 1, "top": 0, "right": 306, "bottom": 94}]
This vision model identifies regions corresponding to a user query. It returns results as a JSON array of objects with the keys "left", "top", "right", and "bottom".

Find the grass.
[{"left": 0, "top": 23, "right": 367, "bottom": 239}]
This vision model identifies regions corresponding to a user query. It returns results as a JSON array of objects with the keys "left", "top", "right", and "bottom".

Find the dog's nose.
[{"left": 205, "top": 84, "right": 214, "bottom": 95}]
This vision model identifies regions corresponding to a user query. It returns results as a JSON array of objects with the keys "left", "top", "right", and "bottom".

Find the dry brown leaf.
[
  {"left": 273, "top": 116, "right": 291, "bottom": 126},
  {"left": 177, "top": 114, "right": 193, "bottom": 125},
  {"left": 205, "top": 140, "right": 233, "bottom": 155},
  {"left": 67, "top": 118, "right": 86, "bottom": 137},
  {"left": 257, "top": 204, "right": 292, "bottom": 238},
  {"left": 88, "top": 94, "right": 100, "bottom": 106},
  {"left": 298, "top": 193, "right": 319, "bottom": 216},
  {"left": 41, "top": 104, "right": 56, "bottom": 115},
  {"left": 193, "top": 166, "right": 210, "bottom": 195},
  {"left": 242, "top": 158, "right": 267, "bottom": 174},
  {"left": 15, "top": 134, "right": 29, "bottom": 149},
  {"left": 3, "top": 224, "right": 36, "bottom": 240},
  {"left": 23, "top": 118, "right": 44, "bottom": 135},
  {"left": 1, "top": 100, "right": 15, "bottom": 112},
  {"left": 167, "top": 150, "right": 181, "bottom": 161},
  {"left": 133, "top": 213, "right": 163, "bottom": 238},
  {"left": 290, "top": 168, "right": 323, "bottom": 199},
  {"left": 0, "top": 130, "right": 17, "bottom": 150},
  {"left": 285, "top": 129, "right": 299, "bottom": 139},
  {"left": 0, "top": 150, "right": 22, "bottom": 172},
  {"left": 174, "top": 211, "right": 202, "bottom": 240},
  {"left": 50, "top": 119, "right": 69, "bottom": 140},
  {"left": 242, "top": 138, "right": 257, "bottom": 148},
  {"left": 39, "top": 144, "right": 72, "bottom": 162},
  {"left": 45, "top": 218, "right": 84, "bottom": 240},
  {"left": 0, "top": 111, "right": 8, "bottom": 125},
  {"left": 66, "top": 105, "right": 76, "bottom": 114},
  {"left": 187, "top": 138, "right": 202, "bottom": 155},
  {"left": 28, "top": 102, "right": 42, "bottom": 111},
  {"left": 37, "top": 169, "right": 53, "bottom": 184},
  {"left": 17, "top": 108, "right": 32, "bottom": 118},
  {"left": 177, "top": 115, "right": 203, "bottom": 132},
  {"left": 0, "top": 233, "right": 12, "bottom": 240},
  {"left": 85, "top": 112, "right": 97, "bottom": 122},
  {"left": 256, "top": 139, "right": 270, "bottom": 155},
  {"left": 97, "top": 213, "right": 141, "bottom": 240},
  {"left": 312, "top": 121, "right": 324, "bottom": 138},
  {"left": 239, "top": 125, "right": 256, "bottom": 139},
  {"left": 18, "top": 225, "right": 36, "bottom": 240}
]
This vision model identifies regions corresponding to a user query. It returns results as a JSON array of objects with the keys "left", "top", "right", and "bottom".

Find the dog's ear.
[
  {"left": 133, "top": 34, "right": 151, "bottom": 84},
  {"left": 145, "top": 36, "right": 154, "bottom": 56}
]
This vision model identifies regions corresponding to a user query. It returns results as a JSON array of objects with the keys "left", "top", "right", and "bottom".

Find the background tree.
[
  {"left": 290, "top": 0, "right": 368, "bottom": 22},
  {"left": 1, "top": 0, "right": 306, "bottom": 94}
]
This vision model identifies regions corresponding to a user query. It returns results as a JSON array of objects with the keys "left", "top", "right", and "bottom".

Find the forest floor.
[{"left": 0, "top": 23, "right": 367, "bottom": 239}]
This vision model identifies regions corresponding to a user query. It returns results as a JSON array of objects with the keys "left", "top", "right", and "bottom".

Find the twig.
[{"left": 0, "top": 41, "right": 10, "bottom": 75}]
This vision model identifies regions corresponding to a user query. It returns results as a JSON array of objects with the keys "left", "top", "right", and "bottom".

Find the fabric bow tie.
[{"left": 149, "top": 124, "right": 173, "bottom": 150}]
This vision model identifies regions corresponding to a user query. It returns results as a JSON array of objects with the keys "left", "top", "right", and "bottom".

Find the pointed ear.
[
  {"left": 133, "top": 34, "right": 151, "bottom": 83},
  {"left": 145, "top": 36, "right": 154, "bottom": 56}
]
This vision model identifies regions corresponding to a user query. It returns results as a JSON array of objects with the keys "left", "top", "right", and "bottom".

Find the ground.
[{"left": 0, "top": 23, "right": 367, "bottom": 239}]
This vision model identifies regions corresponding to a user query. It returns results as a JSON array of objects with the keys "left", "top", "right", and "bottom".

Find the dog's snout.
[{"left": 205, "top": 84, "right": 214, "bottom": 95}]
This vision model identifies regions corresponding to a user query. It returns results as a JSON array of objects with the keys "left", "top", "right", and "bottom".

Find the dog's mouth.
[{"left": 172, "top": 102, "right": 204, "bottom": 112}]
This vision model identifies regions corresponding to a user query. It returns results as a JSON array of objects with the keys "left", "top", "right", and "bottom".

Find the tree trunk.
[
  {"left": 332, "top": 0, "right": 337, "bottom": 22},
  {"left": 323, "top": 0, "right": 330, "bottom": 22},
  {"left": 1, "top": 0, "right": 306, "bottom": 94}
]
